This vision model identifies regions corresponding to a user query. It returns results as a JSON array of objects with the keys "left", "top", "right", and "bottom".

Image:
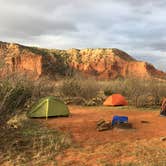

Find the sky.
[{"left": 0, "top": 0, "right": 166, "bottom": 71}]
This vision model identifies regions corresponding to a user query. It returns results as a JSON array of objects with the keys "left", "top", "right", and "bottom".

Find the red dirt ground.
[
  {"left": 46, "top": 106, "right": 166, "bottom": 144},
  {"left": 44, "top": 106, "right": 166, "bottom": 165}
]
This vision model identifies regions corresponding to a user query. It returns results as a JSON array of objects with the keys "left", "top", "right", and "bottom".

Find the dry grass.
[
  {"left": 60, "top": 76, "right": 100, "bottom": 100},
  {"left": 0, "top": 73, "right": 165, "bottom": 165},
  {"left": 57, "top": 139, "right": 166, "bottom": 166},
  {"left": 58, "top": 76, "right": 166, "bottom": 107},
  {"left": 100, "top": 78, "right": 166, "bottom": 107},
  {"left": 0, "top": 119, "right": 72, "bottom": 166},
  {"left": 0, "top": 74, "right": 72, "bottom": 165}
]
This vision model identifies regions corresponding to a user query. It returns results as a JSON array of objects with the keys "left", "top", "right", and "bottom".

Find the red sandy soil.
[
  {"left": 46, "top": 106, "right": 166, "bottom": 144},
  {"left": 44, "top": 106, "right": 166, "bottom": 165}
]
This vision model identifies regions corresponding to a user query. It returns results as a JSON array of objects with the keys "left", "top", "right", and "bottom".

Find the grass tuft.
[{"left": 0, "top": 119, "right": 72, "bottom": 166}]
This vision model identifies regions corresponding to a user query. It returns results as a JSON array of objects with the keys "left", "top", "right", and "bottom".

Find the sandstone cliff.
[
  {"left": 0, "top": 41, "right": 66, "bottom": 79},
  {"left": 0, "top": 41, "right": 42, "bottom": 78},
  {"left": 0, "top": 41, "right": 165, "bottom": 80}
]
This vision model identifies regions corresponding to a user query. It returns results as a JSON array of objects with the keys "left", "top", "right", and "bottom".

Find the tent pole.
[{"left": 46, "top": 99, "right": 48, "bottom": 120}]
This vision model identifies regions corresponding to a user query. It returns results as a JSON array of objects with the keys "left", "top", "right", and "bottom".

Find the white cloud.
[{"left": 0, "top": 0, "right": 165, "bottom": 71}]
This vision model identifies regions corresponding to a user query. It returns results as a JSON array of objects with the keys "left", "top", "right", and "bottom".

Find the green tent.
[{"left": 28, "top": 96, "right": 70, "bottom": 118}]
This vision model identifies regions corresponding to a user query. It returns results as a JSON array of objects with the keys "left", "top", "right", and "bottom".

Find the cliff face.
[
  {"left": 66, "top": 48, "right": 166, "bottom": 79},
  {"left": 0, "top": 42, "right": 42, "bottom": 79},
  {"left": 0, "top": 42, "right": 62, "bottom": 79},
  {"left": 0, "top": 41, "right": 165, "bottom": 80}
]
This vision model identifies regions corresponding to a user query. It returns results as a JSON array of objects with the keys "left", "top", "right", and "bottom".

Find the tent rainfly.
[
  {"left": 27, "top": 96, "right": 70, "bottom": 119},
  {"left": 103, "top": 94, "right": 128, "bottom": 106}
]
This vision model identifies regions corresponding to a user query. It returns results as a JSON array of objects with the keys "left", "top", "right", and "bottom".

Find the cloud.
[{"left": 0, "top": 0, "right": 165, "bottom": 71}]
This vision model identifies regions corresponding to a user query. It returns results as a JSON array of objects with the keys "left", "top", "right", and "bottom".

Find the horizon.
[{"left": 0, "top": 0, "right": 166, "bottom": 71}]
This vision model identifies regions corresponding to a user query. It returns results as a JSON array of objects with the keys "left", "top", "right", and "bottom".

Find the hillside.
[{"left": 0, "top": 41, "right": 165, "bottom": 80}]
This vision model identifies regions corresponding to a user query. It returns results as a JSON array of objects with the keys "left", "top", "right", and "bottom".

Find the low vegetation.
[
  {"left": 0, "top": 72, "right": 165, "bottom": 165},
  {"left": 59, "top": 76, "right": 104, "bottom": 106},
  {"left": 101, "top": 78, "right": 166, "bottom": 107},
  {"left": 60, "top": 76, "right": 99, "bottom": 99},
  {"left": 58, "top": 138, "right": 166, "bottom": 166},
  {"left": 59, "top": 75, "right": 166, "bottom": 108},
  {"left": 0, "top": 119, "right": 71, "bottom": 165},
  {"left": 0, "top": 74, "right": 33, "bottom": 125},
  {"left": 0, "top": 74, "right": 72, "bottom": 165}
]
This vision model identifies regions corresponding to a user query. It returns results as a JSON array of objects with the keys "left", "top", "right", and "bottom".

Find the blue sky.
[{"left": 0, "top": 0, "right": 166, "bottom": 71}]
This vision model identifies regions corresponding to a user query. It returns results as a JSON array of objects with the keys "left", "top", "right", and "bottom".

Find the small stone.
[
  {"left": 141, "top": 120, "right": 149, "bottom": 123},
  {"left": 160, "top": 137, "right": 166, "bottom": 141}
]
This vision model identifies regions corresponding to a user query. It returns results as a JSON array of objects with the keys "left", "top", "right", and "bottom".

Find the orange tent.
[{"left": 103, "top": 94, "right": 128, "bottom": 106}]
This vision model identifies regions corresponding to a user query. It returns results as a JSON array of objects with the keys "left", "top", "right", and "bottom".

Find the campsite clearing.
[{"left": 43, "top": 106, "right": 166, "bottom": 165}]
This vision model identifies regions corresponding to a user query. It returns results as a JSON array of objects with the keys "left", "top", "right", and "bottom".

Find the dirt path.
[{"left": 46, "top": 106, "right": 166, "bottom": 145}]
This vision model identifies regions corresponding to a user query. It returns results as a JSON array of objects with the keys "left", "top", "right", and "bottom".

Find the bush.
[
  {"left": 0, "top": 74, "right": 60, "bottom": 125},
  {"left": 100, "top": 78, "right": 166, "bottom": 108},
  {"left": 32, "top": 77, "right": 57, "bottom": 99},
  {"left": 0, "top": 85, "right": 31, "bottom": 120},
  {"left": 60, "top": 77, "right": 100, "bottom": 100},
  {"left": 60, "top": 76, "right": 166, "bottom": 107},
  {"left": 60, "top": 78, "right": 82, "bottom": 97},
  {"left": 104, "top": 88, "right": 113, "bottom": 96},
  {"left": 79, "top": 78, "right": 100, "bottom": 99},
  {"left": 0, "top": 74, "right": 72, "bottom": 165},
  {"left": 102, "top": 79, "right": 126, "bottom": 97},
  {"left": 84, "top": 96, "right": 105, "bottom": 106},
  {"left": 0, "top": 76, "right": 33, "bottom": 125}
]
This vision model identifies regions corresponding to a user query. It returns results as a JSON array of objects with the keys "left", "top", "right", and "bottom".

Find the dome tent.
[
  {"left": 103, "top": 94, "right": 128, "bottom": 106},
  {"left": 28, "top": 96, "right": 70, "bottom": 118}
]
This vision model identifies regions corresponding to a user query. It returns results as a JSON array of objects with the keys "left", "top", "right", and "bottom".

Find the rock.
[
  {"left": 141, "top": 120, "right": 150, "bottom": 123},
  {"left": 160, "top": 137, "right": 166, "bottom": 141}
]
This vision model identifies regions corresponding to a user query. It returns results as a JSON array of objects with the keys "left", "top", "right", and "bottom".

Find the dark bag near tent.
[
  {"left": 160, "top": 98, "right": 166, "bottom": 116},
  {"left": 112, "top": 115, "right": 128, "bottom": 126}
]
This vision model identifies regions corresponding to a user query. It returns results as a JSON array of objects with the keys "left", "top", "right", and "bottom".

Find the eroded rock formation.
[
  {"left": 0, "top": 42, "right": 42, "bottom": 79},
  {"left": 0, "top": 41, "right": 165, "bottom": 80},
  {"left": 66, "top": 48, "right": 166, "bottom": 79}
]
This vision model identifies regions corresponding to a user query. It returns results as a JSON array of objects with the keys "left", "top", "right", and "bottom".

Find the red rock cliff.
[
  {"left": 0, "top": 41, "right": 165, "bottom": 80},
  {"left": 0, "top": 42, "right": 42, "bottom": 79},
  {"left": 67, "top": 48, "right": 166, "bottom": 79}
]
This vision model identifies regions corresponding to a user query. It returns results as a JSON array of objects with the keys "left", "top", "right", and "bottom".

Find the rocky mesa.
[{"left": 0, "top": 41, "right": 165, "bottom": 80}]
